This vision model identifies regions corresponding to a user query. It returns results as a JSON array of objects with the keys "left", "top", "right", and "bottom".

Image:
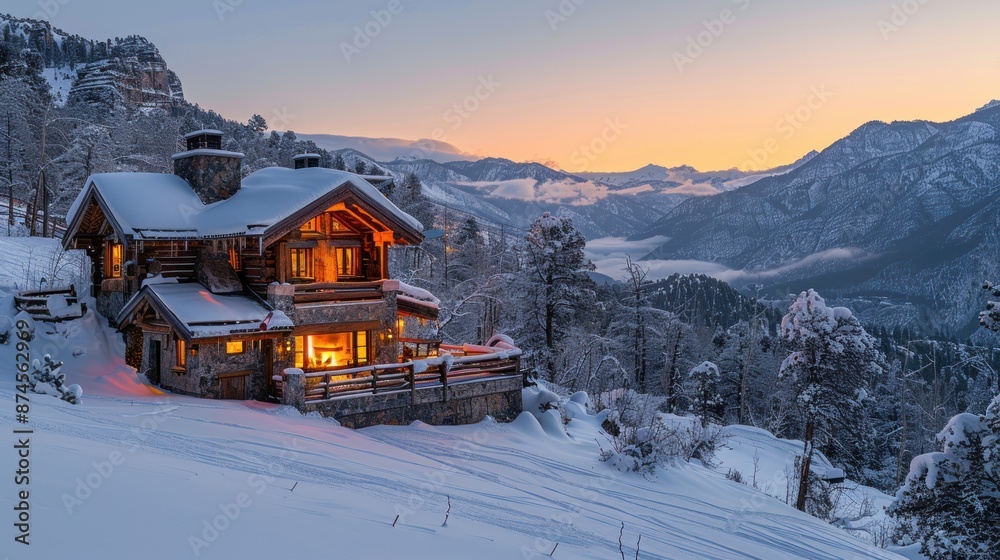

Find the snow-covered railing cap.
[
  {"left": 171, "top": 149, "right": 245, "bottom": 160},
  {"left": 183, "top": 129, "right": 224, "bottom": 139}
]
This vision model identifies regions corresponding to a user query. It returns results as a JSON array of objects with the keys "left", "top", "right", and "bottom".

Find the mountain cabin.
[{"left": 61, "top": 130, "right": 522, "bottom": 427}]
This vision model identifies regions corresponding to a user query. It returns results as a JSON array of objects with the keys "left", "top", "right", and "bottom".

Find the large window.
[
  {"left": 335, "top": 247, "right": 359, "bottom": 277},
  {"left": 294, "top": 331, "right": 369, "bottom": 371},
  {"left": 290, "top": 248, "right": 313, "bottom": 279}
]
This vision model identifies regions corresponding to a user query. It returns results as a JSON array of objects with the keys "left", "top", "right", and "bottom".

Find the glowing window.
[
  {"left": 107, "top": 243, "right": 123, "bottom": 278},
  {"left": 335, "top": 247, "right": 359, "bottom": 276},
  {"left": 300, "top": 218, "right": 318, "bottom": 233},
  {"left": 295, "top": 331, "right": 370, "bottom": 371},
  {"left": 290, "top": 248, "right": 313, "bottom": 278},
  {"left": 228, "top": 246, "right": 241, "bottom": 271},
  {"left": 225, "top": 341, "right": 245, "bottom": 355},
  {"left": 176, "top": 339, "right": 186, "bottom": 368}
]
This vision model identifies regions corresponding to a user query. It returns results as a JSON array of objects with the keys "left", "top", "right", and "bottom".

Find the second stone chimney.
[
  {"left": 173, "top": 129, "right": 245, "bottom": 204},
  {"left": 293, "top": 153, "right": 321, "bottom": 169}
]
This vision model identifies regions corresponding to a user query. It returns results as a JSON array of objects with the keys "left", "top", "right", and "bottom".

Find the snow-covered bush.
[
  {"left": 28, "top": 354, "right": 83, "bottom": 404},
  {"left": 887, "top": 395, "right": 999, "bottom": 559},
  {"left": 598, "top": 390, "right": 683, "bottom": 474},
  {"left": 679, "top": 422, "right": 727, "bottom": 468}
]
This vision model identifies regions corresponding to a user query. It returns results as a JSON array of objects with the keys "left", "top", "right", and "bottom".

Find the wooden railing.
[
  {"left": 14, "top": 284, "right": 86, "bottom": 322},
  {"left": 293, "top": 281, "right": 383, "bottom": 304},
  {"left": 273, "top": 348, "right": 522, "bottom": 405}
]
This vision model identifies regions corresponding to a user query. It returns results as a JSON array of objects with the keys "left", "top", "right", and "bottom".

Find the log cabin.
[{"left": 61, "top": 129, "right": 450, "bottom": 402}]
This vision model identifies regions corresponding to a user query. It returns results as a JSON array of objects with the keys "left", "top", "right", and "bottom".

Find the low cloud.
[
  {"left": 664, "top": 181, "right": 719, "bottom": 196},
  {"left": 586, "top": 237, "right": 868, "bottom": 286},
  {"left": 458, "top": 179, "right": 656, "bottom": 206},
  {"left": 612, "top": 184, "right": 656, "bottom": 196}
]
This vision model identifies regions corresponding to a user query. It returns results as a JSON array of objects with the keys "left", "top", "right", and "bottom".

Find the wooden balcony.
[
  {"left": 273, "top": 343, "right": 522, "bottom": 404},
  {"left": 292, "top": 281, "right": 383, "bottom": 304}
]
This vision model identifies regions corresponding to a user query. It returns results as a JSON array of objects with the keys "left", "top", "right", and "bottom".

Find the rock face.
[
  {"left": 0, "top": 15, "right": 184, "bottom": 109},
  {"left": 68, "top": 36, "right": 184, "bottom": 109}
]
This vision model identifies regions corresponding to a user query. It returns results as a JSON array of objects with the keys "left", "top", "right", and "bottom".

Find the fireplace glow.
[{"left": 294, "top": 331, "right": 369, "bottom": 371}]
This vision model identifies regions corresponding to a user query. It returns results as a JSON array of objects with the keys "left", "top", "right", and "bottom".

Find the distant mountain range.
[
  {"left": 325, "top": 149, "right": 813, "bottom": 239},
  {"left": 300, "top": 136, "right": 816, "bottom": 239},
  {"left": 633, "top": 102, "right": 1000, "bottom": 335},
  {"left": 295, "top": 134, "right": 473, "bottom": 163}
]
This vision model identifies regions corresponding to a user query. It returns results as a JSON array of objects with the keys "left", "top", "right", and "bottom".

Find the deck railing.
[
  {"left": 273, "top": 346, "right": 522, "bottom": 406},
  {"left": 14, "top": 284, "right": 86, "bottom": 322},
  {"left": 292, "top": 281, "right": 383, "bottom": 304}
]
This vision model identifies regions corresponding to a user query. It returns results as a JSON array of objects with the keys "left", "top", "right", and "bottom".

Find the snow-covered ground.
[{"left": 0, "top": 237, "right": 905, "bottom": 559}]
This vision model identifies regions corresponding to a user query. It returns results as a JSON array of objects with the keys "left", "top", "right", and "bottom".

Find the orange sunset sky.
[{"left": 17, "top": 0, "right": 1000, "bottom": 172}]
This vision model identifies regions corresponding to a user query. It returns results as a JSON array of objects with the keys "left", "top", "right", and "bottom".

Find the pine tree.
[
  {"left": 332, "top": 153, "right": 345, "bottom": 170},
  {"left": 519, "top": 212, "right": 596, "bottom": 380},
  {"left": 246, "top": 114, "right": 267, "bottom": 134},
  {"left": 687, "top": 361, "right": 721, "bottom": 428},
  {"left": 887, "top": 397, "right": 999, "bottom": 559},
  {"left": 779, "top": 289, "right": 883, "bottom": 511}
]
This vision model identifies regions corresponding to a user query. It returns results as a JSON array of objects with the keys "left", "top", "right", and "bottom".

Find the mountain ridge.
[{"left": 634, "top": 102, "right": 1000, "bottom": 335}]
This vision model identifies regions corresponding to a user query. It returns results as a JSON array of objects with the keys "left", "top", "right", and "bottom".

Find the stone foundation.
[{"left": 282, "top": 373, "right": 523, "bottom": 429}]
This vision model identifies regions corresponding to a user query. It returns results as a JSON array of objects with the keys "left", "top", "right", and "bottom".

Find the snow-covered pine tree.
[
  {"left": 778, "top": 289, "right": 883, "bottom": 511},
  {"left": 887, "top": 395, "right": 999, "bottom": 559},
  {"left": 687, "top": 361, "right": 721, "bottom": 428},
  {"left": 332, "top": 153, "right": 345, "bottom": 170},
  {"left": 519, "top": 212, "right": 596, "bottom": 381}
]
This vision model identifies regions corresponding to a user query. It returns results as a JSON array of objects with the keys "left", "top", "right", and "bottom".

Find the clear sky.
[{"left": 11, "top": 0, "right": 1000, "bottom": 172}]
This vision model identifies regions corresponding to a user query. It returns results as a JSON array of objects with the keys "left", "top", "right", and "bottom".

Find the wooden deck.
[{"left": 273, "top": 346, "right": 522, "bottom": 404}]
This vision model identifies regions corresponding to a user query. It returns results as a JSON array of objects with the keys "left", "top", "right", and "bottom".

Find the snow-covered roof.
[
  {"left": 293, "top": 153, "right": 321, "bottom": 159},
  {"left": 66, "top": 166, "right": 423, "bottom": 245},
  {"left": 117, "top": 282, "right": 293, "bottom": 340},
  {"left": 183, "top": 129, "right": 224, "bottom": 138}
]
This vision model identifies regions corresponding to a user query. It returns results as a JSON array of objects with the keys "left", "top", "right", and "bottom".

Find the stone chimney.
[
  {"left": 173, "top": 129, "right": 244, "bottom": 204},
  {"left": 293, "top": 153, "right": 321, "bottom": 169}
]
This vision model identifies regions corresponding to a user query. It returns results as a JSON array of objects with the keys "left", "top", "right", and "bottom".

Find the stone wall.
[
  {"left": 96, "top": 289, "right": 127, "bottom": 324},
  {"left": 174, "top": 153, "right": 243, "bottom": 205},
  {"left": 146, "top": 334, "right": 289, "bottom": 400},
  {"left": 282, "top": 373, "right": 523, "bottom": 429}
]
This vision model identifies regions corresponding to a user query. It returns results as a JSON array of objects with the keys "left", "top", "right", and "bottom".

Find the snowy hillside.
[{"left": 0, "top": 240, "right": 904, "bottom": 559}]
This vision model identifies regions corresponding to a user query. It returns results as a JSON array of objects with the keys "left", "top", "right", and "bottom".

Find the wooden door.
[
  {"left": 148, "top": 340, "right": 161, "bottom": 385},
  {"left": 219, "top": 372, "right": 249, "bottom": 400}
]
